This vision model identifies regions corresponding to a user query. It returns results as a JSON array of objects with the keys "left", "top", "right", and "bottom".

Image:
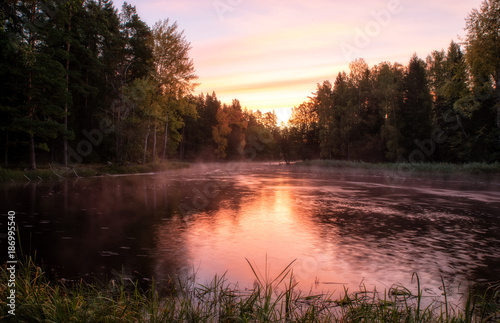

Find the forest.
[{"left": 1, "top": 0, "right": 499, "bottom": 169}]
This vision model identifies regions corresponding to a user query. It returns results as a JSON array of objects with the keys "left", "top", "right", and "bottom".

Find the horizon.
[{"left": 125, "top": 0, "right": 483, "bottom": 124}]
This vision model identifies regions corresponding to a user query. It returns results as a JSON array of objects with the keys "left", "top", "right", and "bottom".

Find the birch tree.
[{"left": 152, "top": 19, "right": 198, "bottom": 162}]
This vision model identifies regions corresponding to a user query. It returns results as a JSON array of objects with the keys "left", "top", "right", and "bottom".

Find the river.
[{"left": 2, "top": 163, "right": 499, "bottom": 304}]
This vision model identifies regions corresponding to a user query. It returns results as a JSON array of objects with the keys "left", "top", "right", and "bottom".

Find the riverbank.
[
  {"left": 0, "top": 162, "right": 190, "bottom": 183},
  {"left": 2, "top": 160, "right": 500, "bottom": 183},
  {"left": 293, "top": 160, "right": 500, "bottom": 180},
  {"left": 1, "top": 257, "right": 498, "bottom": 322}
]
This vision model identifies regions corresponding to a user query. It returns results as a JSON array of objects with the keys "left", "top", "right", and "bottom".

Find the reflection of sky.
[
  {"left": 126, "top": 0, "right": 482, "bottom": 122},
  {"left": 4, "top": 165, "right": 500, "bottom": 304},
  {"left": 152, "top": 169, "right": 500, "bottom": 304},
  {"left": 180, "top": 177, "right": 322, "bottom": 288}
]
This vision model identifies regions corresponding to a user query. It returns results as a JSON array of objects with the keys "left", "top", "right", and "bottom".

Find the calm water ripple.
[{"left": 1, "top": 163, "right": 499, "bottom": 303}]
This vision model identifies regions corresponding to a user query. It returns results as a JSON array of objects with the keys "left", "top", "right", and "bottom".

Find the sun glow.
[{"left": 127, "top": 0, "right": 484, "bottom": 126}]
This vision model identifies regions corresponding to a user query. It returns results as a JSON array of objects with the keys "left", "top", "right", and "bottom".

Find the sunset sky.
[{"left": 126, "top": 0, "right": 483, "bottom": 123}]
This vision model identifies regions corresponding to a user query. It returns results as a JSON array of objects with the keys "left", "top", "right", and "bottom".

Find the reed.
[{"left": 1, "top": 256, "right": 499, "bottom": 322}]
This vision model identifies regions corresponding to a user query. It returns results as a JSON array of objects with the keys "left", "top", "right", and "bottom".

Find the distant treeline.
[
  {"left": 286, "top": 0, "right": 500, "bottom": 163},
  {"left": 1, "top": 0, "right": 499, "bottom": 168}
]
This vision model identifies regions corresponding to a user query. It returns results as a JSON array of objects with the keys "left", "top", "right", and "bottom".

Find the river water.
[{"left": 2, "top": 163, "right": 500, "bottom": 304}]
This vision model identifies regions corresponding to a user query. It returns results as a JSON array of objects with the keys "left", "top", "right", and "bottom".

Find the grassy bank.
[
  {"left": 1, "top": 257, "right": 499, "bottom": 322},
  {"left": 0, "top": 162, "right": 190, "bottom": 183},
  {"left": 295, "top": 160, "right": 500, "bottom": 177}
]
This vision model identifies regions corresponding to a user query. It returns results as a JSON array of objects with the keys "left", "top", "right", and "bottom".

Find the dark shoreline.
[
  {"left": 291, "top": 160, "right": 500, "bottom": 183},
  {"left": 0, "top": 162, "right": 190, "bottom": 183},
  {"left": 2, "top": 160, "right": 500, "bottom": 184}
]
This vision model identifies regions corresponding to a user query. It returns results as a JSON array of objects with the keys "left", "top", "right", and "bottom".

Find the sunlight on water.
[{"left": 2, "top": 163, "right": 500, "bottom": 305}]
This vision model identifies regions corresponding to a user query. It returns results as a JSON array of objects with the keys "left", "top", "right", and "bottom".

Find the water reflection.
[{"left": 1, "top": 164, "right": 499, "bottom": 303}]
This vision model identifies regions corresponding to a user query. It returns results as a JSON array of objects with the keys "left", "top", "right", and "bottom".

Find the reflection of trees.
[
  {"left": 0, "top": 175, "right": 194, "bottom": 283},
  {"left": 151, "top": 178, "right": 241, "bottom": 287}
]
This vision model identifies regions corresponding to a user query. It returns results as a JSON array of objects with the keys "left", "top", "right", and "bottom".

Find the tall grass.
[{"left": 1, "top": 256, "right": 499, "bottom": 322}]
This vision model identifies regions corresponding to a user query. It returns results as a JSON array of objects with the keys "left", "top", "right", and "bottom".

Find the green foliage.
[
  {"left": 375, "top": 62, "right": 406, "bottom": 161},
  {"left": 2, "top": 257, "right": 499, "bottom": 322},
  {"left": 285, "top": 40, "right": 499, "bottom": 163},
  {"left": 466, "top": 0, "right": 500, "bottom": 85},
  {"left": 276, "top": 1, "right": 500, "bottom": 164},
  {"left": 213, "top": 99, "right": 248, "bottom": 159},
  {"left": 400, "top": 54, "right": 434, "bottom": 160},
  {"left": 464, "top": 0, "right": 500, "bottom": 161},
  {"left": 151, "top": 18, "right": 198, "bottom": 162},
  {"left": 2, "top": 0, "right": 500, "bottom": 167},
  {"left": 289, "top": 101, "right": 320, "bottom": 160}
]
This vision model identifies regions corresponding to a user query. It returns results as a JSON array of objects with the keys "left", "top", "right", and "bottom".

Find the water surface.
[{"left": 2, "top": 163, "right": 499, "bottom": 303}]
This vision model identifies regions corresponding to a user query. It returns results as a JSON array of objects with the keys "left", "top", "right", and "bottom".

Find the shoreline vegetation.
[
  {"left": 1, "top": 160, "right": 500, "bottom": 183},
  {"left": 293, "top": 160, "right": 500, "bottom": 179},
  {"left": 2, "top": 1, "right": 500, "bottom": 178},
  {"left": 1, "top": 256, "right": 499, "bottom": 322},
  {"left": 0, "top": 161, "right": 190, "bottom": 183}
]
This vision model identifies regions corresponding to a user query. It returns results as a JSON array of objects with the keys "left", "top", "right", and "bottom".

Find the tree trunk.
[
  {"left": 179, "top": 125, "right": 185, "bottom": 160},
  {"left": 393, "top": 102, "right": 399, "bottom": 160},
  {"left": 63, "top": 6, "right": 72, "bottom": 166},
  {"left": 496, "top": 64, "right": 500, "bottom": 144},
  {"left": 152, "top": 122, "right": 157, "bottom": 163},
  {"left": 29, "top": 133, "right": 36, "bottom": 170},
  {"left": 4, "top": 131, "right": 8, "bottom": 168},
  {"left": 143, "top": 122, "right": 150, "bottom": 165},
  {"left": 162, "top": 112, "right": 169, "bottom": 162},
  {"left": 28, "top": 40, "right": 35, "bottom": 170}
]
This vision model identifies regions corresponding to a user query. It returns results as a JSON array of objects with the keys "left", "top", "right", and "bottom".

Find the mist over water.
[{"left": 2, "top": 163, "right": 500, "bottom": 304}]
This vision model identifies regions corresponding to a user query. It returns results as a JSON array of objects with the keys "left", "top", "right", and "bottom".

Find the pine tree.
[
  {"left": 401, "top": 55, "right": 433, "bottom": 161},
  {"left": 2, "top": 0, "right": 69, "bottom": 169}
]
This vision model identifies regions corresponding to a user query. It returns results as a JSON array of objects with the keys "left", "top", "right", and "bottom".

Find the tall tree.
[
  {"left": 123, "top": 77, "right": 161, "bottom": 164},
  {"left": 374, "top": 62, "right": 405, "bottom": 161},
  {"left": 212, "top": 99, "right": 247, "bottom": 159},
  {"left": 401, "top": 55, "right": 433, "bottom": 161},
  {"left": 427, "top": 42, "right": 473, "bottom": 161},
  {"left": 181, "top": 92, "right": 220, "bottom": 160},
  {"left": 348, "top": 59, "right": 384, "bottom": 161},
  {"left": 465, "top": 0, "right": 500, "bottom": 158},
  {"left": 243, "top": 110, "right": 279, "bottom": 160},
  {"left": 466, "top": 0, "right": 500, "bottom": 130},
  {"left": 120, "top": 3, "right": 154, "bottom": 81},
  {"left": 152, "top": 19, "right": 198, "bottom": 162},
  {"left": 289, "top": 101, "right": 320, "bottom": 160},
  {"left": 1, "top": 0, "right": 25, "bottom": 167},
  {"left": 109, "top": 3, "right": 155, "bottom": 163},
  {"left": 314, "top": 80, "right": 335, "bottom": 159},
  {"left": 2, "top": 0, "right": 69, "bottom": 169}
]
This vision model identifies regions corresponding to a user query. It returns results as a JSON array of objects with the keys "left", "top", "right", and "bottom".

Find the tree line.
[
  {"left": 1, "top": 0, "right": 499, "bottom": 169},
  {"left": 0, "top": 0, "right": 284, "bottom": 168},
  {"left": 286, "top": 0, "right": 500, "bottom": 163}
]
